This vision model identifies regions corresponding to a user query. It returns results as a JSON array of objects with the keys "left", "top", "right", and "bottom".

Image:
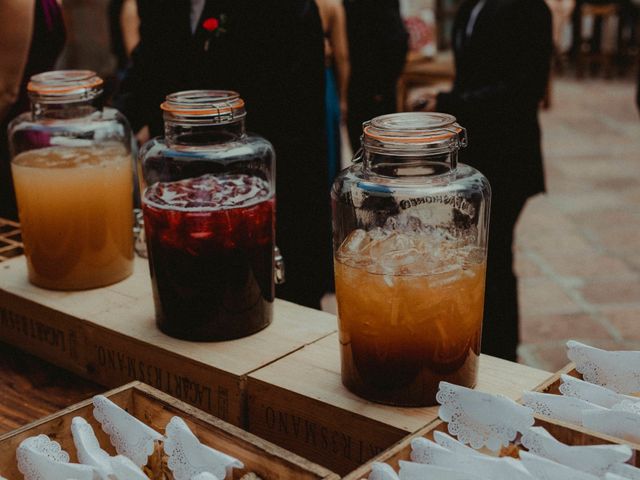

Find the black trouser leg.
[{"left": 481, "top": 195, "right": 528, "bottom": 361}]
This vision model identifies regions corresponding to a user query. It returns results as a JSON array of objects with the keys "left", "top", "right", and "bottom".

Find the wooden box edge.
[{"left": 0, "top": 381, "right": 339, "bottom": 480}]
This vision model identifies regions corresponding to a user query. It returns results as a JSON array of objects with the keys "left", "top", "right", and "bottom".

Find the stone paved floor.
[
  {"left": 516, "top": 76, "right": 640, "bottom": 371},
  {"left": 323, "top": 75, "right": 640, "bottom": 373}
]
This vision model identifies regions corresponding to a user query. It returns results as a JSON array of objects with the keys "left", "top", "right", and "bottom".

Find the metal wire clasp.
[{"left": 274, "top": 246, "right": 285, "bottom": 285}]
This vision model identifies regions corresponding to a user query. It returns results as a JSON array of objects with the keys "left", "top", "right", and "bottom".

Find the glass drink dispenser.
[
  {"left": 9, "top": 70, "right": 134, "bottom": 290},
  {"left": 332, "top": 113, "right": 491, "bottom": 406},
  {"left": 138, "top": 90, "right": 276, "bottom": 341}
]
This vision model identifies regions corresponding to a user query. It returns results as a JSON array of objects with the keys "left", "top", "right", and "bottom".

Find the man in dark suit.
[
  {"left": 115, "top": 0, "right": 332, "bottom": 309},
  {"left": 415, "top": 0, "right": 552, "bottom": 361},
  {"left": 343, "top": 0, "right": 409, "bottom": 151}
]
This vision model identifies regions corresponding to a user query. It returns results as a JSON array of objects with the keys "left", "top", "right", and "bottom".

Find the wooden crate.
[
  {"left": 531, "top": 362, "right": 640, "bottom": 454},
  {"left": 246, "top": 333, "right": 552, "bottom": 475},
  {"left": 0, "top": 218, "right": 22, "bottom": 262},
  {"left": 0, "top": 256, "right": 337, "bottom": 427},
  {"left": 344, "top": 412, "right": 640, "bottom": 480},
  {"left": 0, "top": 381, "right": 339, "bottom": 480}
]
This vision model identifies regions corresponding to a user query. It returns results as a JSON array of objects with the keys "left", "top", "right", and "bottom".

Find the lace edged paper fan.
[
  {"left": 567, "top": 341, "right": 640, "bottom": 394},
  {"left": 436, "top": 381, "right": 534, "bottom": 451},
  {"left": 464, "top": 455, "right": 534, "bottom": 480},
  {"left": 608, "top": 462, "right": 640, "bottom": 480},
  {"left": 520, "top": 391, "right": 606, "bottom": 425},
  {"left": 559, "top": 374, "right": 640, "bottom": 408},
  {"left": 164, "top": 416, "right": 244, "bottom": 480},
  {"left": 582, "top": 408, "right": 640, "bottom": 443},
  {"left": 92, "top": 394, "right": 164, "bottom": 467},
  {"left": 410, "top": 438, "right": 456, "bottom": 465},
  {"left": 16, "top": 434, "right": 95, "bottom": 480},
  {"left": 398, "top": 460, "right": 487, "bottom": 480},
  {"left": 613, "top": 399, "right": 640, "bottom": 416},
  {"left": 520, "top": 426, "right": 631, "bottom": 476},
  {"left": 605, "top": 474, "right": 633, "bottom": 480},
  {"left": 519, "top": 451, "right": 600, "bottom": 480},
  {"left": 433, "top": 431, "right": 483, "bottom": 457},
  {"left": 190, "top": 473, "right": 221, "bottom": 480},
  {"left": 368, "top": 462, "right": 400, "bottom": 480},
  {"left": 71, "top": 416, "right": 147, "bottom": 480},
  {"left": 410, "top": 437, "right": 533, "bottom": 480}
]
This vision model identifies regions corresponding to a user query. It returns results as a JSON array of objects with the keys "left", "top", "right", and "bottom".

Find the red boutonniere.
[
  {"left": 202, "top": 17, "right": 219, "bottom": 32},
  {"left": 202, "top": 14, "right": 228, "bottom": 51}
]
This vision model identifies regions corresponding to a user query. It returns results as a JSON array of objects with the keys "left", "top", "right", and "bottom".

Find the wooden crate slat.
[
  {"left": 0, "top": 254, "right": 337, "bottom": 427},
  {"left": 0, "top": 382, "right": 338, "bottom": 480},
  {"left": 247, "top": 333, "right": 552, "bottom": 475},
  {"left": 0, "top": 218, "right": 22, "bottom": 259},
  {"left": 531, "top": 364, "right": 640, "bottom": 458},
  {"left": 344, "top": 412, "right": 640, "bottom": 479}
]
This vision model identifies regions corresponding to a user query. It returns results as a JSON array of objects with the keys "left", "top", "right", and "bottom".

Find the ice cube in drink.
[
  {"left": 334, "top": 227, "right": 486, "bottom": 406},
  {"left": 142, "top": 173, "right": 274, "bottom": 341}
]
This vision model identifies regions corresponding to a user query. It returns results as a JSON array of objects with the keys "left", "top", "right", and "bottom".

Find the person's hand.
[
  {"left": 339, "top": 98, "right": 348, "bottom": 121},
  {"left": 136, "top": 125, "right": 150, "bottom": 146}
]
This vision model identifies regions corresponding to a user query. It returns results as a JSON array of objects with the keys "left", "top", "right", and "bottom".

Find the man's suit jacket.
[
  {"left": 437, "top": 0, "right": 552, "bottom": 200},
  {"left": 114, "top": 0, "right": 333, "bottom": 307}
]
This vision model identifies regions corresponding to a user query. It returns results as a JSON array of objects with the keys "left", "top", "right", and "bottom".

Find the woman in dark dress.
[{"left": 0, "top": 0, "right": 66, "bottom": 220}]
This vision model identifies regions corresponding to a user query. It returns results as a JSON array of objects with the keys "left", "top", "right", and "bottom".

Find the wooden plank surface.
[
  {"left": 532, "top": 364, "right": 640, "bottom": 459},
  {"left": 0, "top": 256, "right": 337, "bottom": 377},
  {"left": 344, "top": 412, "right": 640, "bottom": 480},
  {"left": 0, "top": 342, "right": 102, "bottom": 434},
  {"left": 0, "top": 382, "right": 339, "bottom": 480},
  {"left": 0, "top": 220, "right": 95, "bottom": 434},
  {"left": 247, "top": 332, "right": 552, "bottom": 475},
  {"left": 0, "top": 255, "right": 337, "bottom": 425}
]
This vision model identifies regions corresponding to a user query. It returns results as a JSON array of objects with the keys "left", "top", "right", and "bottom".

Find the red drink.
[{"left": 142, "top": 173, "right": 274, "bottom": 340}]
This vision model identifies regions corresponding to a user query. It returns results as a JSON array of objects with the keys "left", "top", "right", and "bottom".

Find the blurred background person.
[
  {"left": 316, "top": 0, "right": 350, "bottom": 184},
  {"left": 114, "top": 0, "right": 331, "bottom": 310},
  {"left": 637, "top": 55, "right": 640, "bottom": 111},
  {"left": 546, "top": 0, "right": 575, "bottom": 69},
  {"left": 108, "top": 0, "right": 139, "bottom": 83},
  {"left": 56, "top": 0, "right": 113, "bottom": 80},
  {"left": 344, "top": 0, "right": 409, "bottom": 152},
  {"left": 0, "top": 0, "right": 66, "bottom": 221},
  {"left": 412, "top": 0, "right": 553, "bottom": 361}
]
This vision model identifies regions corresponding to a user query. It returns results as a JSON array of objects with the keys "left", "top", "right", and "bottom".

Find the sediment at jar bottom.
[
  {"left": 12, "top": 146, "right": 134, "bottom": 290},
  {"left": 142, "top": 175, "right": 275, "bottom": 341},
  {"left": 334, "top": 258, "right": 485, "bottom": 406}
]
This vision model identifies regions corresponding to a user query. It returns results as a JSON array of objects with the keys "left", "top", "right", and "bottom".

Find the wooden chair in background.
[{"left": 576, "top": 3, "right": 620, "bottom": 78}]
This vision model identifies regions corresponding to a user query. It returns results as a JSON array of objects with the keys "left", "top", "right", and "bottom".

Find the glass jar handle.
[{"left": 274, "top": 246, "right": 285, "bottom": 285}]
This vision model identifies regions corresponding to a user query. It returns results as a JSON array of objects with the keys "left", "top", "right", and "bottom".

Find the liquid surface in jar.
[
  {"left": 142, "top": 173, "right": 275, "bottom": 341},
  {"left": 334, "top": 226, "right": 485, "bottom": 406},
  {"left": 12, "top": 146, "right": 134, "bottom": 290}
]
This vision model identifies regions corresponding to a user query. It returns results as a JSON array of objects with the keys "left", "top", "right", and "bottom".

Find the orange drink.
[
  {"left": 334, "top": 229, "right": 486, "bottom": 406},
  {"left": 12, "top": 145, "right": 134, "bottom": 289}
]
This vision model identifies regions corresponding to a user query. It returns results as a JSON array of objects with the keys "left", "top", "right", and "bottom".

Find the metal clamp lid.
[
  {"left": 362, "top": 112, "right": 467, "bottom": 154},
  {"left": 28, "top": 70, "right": 104, "bottom": 103},
  {"left": 161, "top": 90, "right": 246, "bottom": 124}
]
